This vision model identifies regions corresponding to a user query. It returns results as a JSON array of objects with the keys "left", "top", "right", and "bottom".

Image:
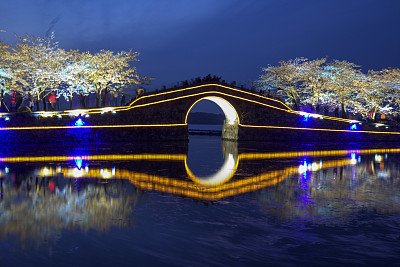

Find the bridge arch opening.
[
  {"left": 185, "top": 96, "right": 239, "bottom": 125},
  {"left": 185, "top": 96, "right": 239, "bottom": 140}
]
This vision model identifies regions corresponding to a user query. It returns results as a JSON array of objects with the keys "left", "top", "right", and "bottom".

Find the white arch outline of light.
[
  {"left": 185, "top": 153, "right": 239, "bottom": 186},
  {"left": 184, "top": 96, "right": 240, "bottom": 125}
]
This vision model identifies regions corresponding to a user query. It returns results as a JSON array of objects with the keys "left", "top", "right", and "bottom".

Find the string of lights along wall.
[{"left": 0, "top": 83, "right": 399, "bottom": 143}]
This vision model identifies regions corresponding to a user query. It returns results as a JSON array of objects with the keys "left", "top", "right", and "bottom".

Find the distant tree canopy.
[
  {"left": 258, "top": 58, "right": 400, "bottom": 120},
  {"left": 0, "top": 33, "right": 150, "bottom": 111}
]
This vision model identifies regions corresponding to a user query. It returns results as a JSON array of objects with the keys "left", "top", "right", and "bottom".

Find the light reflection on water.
[{"left": 0, "top": 136, "right": 400, "bottom": 265}]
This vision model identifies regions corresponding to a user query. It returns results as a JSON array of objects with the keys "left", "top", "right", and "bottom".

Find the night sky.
[{"left": 1, "top": 0, "right": 400, "bottom": 112}]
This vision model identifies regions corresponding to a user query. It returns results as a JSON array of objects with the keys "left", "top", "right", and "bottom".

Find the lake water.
[
  {"left": 1, "top": 133, "right": 400, "bottom": 266},
  {"left": 188, "top": 123, "right": 223, "bottom": 131}
]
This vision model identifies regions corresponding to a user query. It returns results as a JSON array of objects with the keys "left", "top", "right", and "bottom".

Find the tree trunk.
[
  {"left": 289, "top": 90, "right": 299, "bottom": 111},
  {"left": 371, "top": 107, "right": 377, "bottom": 121},
  {"left": 293, "top": 98, "right": 299, "bottom": 111},
  {"left": 0, "top": 90, "right": 4, "bottom": 110},
  {"left": 36, "top": 100, "right": 40, "bottom": 111},
  {"left": 324, "top": 105, "right": 329, "bottom": 115},
  {"left": 80, "top": 94, "right": 86, "bottom": 109},
  {"left": 341, "top": 103, "right": 347, "bottom": 119},
  {"left": 69, "top": 95, "right": 73, "bottom": 109},
  {"left": 96, "top": 95, "right": 100, "bottom": 108},
  {"left": 42, "top": 97, "right": 47, "bottom": 111},
  {"left": 101, "top": 88, "right": 108, "bottom": 107}
]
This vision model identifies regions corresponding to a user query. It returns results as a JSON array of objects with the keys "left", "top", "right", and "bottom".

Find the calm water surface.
[{"left": 0, "top": 135, "right": 400, "bottom": 266}]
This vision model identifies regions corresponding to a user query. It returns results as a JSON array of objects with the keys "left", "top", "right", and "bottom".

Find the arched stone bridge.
[{"left": 1, "top": 83, "right": 400, "bottom": 143}]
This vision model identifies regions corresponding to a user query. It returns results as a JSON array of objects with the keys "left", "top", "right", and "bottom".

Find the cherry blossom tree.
[
  {"left": 10, "top": 34, "right": 68, "bottom": 110},
  {"left": 57, "top": 50, "right": 94, "bottom": 109},
  {"left": 0, "top": 40, "right": 15, "bottom": 94},
  {"left": 300, "top": 58, "right": 329, "bottom": 112},
  {"left": 0, "top": 40, "right": 13, "bottom": 111},
  {"left": 259, "top": 58, "right": 307, "bottom": 110},
  {"left": 322, "top": 60, "right": 360, "bottom": 118},
  {"left": 83, "top": 50, "right": 143, "bottom": 107},
  {"left": 351, "top": 70, "right": 397, "bottom": 120}
]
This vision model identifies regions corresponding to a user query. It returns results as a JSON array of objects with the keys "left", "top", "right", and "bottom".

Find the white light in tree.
[{"left": 43, "top": 168, "right": 50, "bottom": 176}]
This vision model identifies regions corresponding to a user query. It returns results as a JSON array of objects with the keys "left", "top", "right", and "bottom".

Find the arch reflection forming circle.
[{"left": 185, "top": 153, "right": 239, "bottom": 186}]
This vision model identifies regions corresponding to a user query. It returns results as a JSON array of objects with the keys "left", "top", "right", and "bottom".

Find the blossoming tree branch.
[
  {"left": 0, "top": 33, "right": 149, "bottom": 111},
  {"left": 258, "top": 58, "right": 400, "bottom": 120}
]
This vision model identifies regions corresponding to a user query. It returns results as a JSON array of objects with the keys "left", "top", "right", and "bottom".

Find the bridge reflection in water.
[
  {"left": 1, "top": 142, "right": 400, "bottom": 202},
  {"left": 1, "top": 140, "right": 400, "bottom": 248}
]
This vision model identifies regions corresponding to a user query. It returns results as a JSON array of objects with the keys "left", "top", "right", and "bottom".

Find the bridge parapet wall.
[
  {"left": 131, "top": 84, "right": 290, "bottom": 112},
  {"left": 1, "top": 83, "right": 400, "bottom": 143}
]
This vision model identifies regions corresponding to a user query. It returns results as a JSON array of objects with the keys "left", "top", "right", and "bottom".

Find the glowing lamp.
[
  {"left": 72, "top": 168, "right": 84, "bottom": 178},
  {"left": 350, "top": 124, "right": 357, "bottom": 130},
  {"left": 43, "top": 168, "right": 50, "bottom": 176},
  {"left": 102, "top": 169, "right": 112, "bottom": 178},
  {"left": 298, "top": 164, "right": 307, "bottom": 173},
  {"left": 74, "top": 118, "right": 85, "bottom": 126},
  {"left": 375, "top": 154, "right": 383, "bottom": 162},
  {"left": 311, "top": 162, "right": 319, "bottom": 171},
  {"left": 75, "top": 157, "right": 83, "bottom": 169},
  {"left": 302, "top": 114, "right": 311, "bottom": 121}
]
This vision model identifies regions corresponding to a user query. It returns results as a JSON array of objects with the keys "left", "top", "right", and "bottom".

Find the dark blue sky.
[{"left": 1, "top": 0, "right": 400, "bottom": 112}]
